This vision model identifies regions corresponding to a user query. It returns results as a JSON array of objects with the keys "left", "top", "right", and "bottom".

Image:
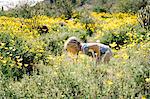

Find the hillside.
[
  {"left": 0, "top": 0, "right": 149, "bottom": 98},
  {"left": 0, "top": 0, "right": 44, "bottom": 11}
]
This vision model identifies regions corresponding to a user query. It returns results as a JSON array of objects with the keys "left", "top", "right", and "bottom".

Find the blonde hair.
[{"left": 64, "top": 36, "right": 81, "bottom": 55}]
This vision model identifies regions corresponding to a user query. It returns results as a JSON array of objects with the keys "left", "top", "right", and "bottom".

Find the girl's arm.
[{"left": 88, "top": 44, "right": 101, "bottom": 62}]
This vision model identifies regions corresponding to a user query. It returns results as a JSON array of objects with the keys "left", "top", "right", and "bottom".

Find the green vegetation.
[{"left": 0, "top": 0, "right": 149, "bottom": 98}]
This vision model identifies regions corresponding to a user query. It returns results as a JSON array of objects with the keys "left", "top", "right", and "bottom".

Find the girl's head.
[{"left": 64, "top": 37, "right": 81, "bottom": 54}]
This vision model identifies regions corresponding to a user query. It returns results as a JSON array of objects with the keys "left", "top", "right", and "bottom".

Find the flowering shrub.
[
  {"left": 0, "top": 12, "right": 149, "bottom": 98},
  {"left": 0, "top": 33, "right": 33, "bottom": 79}
]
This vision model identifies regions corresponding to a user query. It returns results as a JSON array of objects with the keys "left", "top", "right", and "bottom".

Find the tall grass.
[
  {"left": 0, "top": 42, "right": 149, "bottom": 98},
  {"left": 0, "top": 4, "right": 149, "bottom": 98}
]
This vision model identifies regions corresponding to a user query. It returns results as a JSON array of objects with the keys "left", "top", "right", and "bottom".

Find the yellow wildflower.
[
  {"left": 18, "top": 63, "right": 22, "bottom": 66},
  {"left": 24, "top": 64, "right": 28, "bottom": 67},
  {"left": 110, "top": 42, "right": 117, "bottom": 48},
  {"left": 142, "top": 95, "right": 146, "bottom": 99},
  {"left": 0, "top": 56, "right": 3, "bottom": 59},
  {"left": 4, "top": 47, "right": 8, "bottom": 50},
  {"left": 17, "top": 58, "right": 23, "bottom": 62},
  {"left": 145, "top": 78, "right": 150, "bottom": 83},
  {"left": 0, "top": 42, "right": 5, "bottom": 47},
  {"left": 16, "top": 56, "right": 20, "bottom": 59},
  {"left": 1, "top": 60, "right": 7, "bottom": 64},
  {"left": 12, "top": 48, "right": 16, "bottom": 51},
  {"left": 123, "top": 53, "right": 129, "bottom": 60},
  {"left": 114, "top": 54, "right": 119, "bottom": 58},
  {"left": 9, "top": 47, "right": 13, "bottom": 50},
  {"left": 106, "top": 80, "right": 113, "bottom": 85}
]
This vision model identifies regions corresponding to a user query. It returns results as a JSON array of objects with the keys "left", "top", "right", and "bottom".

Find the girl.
[
  {"left": 81, "top": 43, "right": 112, "bottom": 63},
  {"left": 64, "top": 37, "right": 112, "bottom": 63}
]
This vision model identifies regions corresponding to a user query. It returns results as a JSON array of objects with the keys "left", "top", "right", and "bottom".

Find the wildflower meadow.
[{"left": 0, "top": 0, "right": 150, "bottom": 98}]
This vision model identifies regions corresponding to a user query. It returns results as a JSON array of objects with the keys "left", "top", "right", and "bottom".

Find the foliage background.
[{"left": 0, "top": 0, "right": 149, "bottom": 98}]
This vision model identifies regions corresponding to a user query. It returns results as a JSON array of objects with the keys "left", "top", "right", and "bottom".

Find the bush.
[
  {"left": 138, "top": 4, "right": 150, "bottom": 30},
  {"left": 90, "top": 0, "right": 148, "bottom": 13},
  {"left": 0, "top": 33, "right": 36, "bottom": 79},
  {"left": 0, "top": 9, "right": 149, "bottom": 98},
  {"left": 98, "top": 26, "right": 131, "bottom": 49},
  {"left": 0, "top": 42, "right": 149, "bottom": 98},
  {"left": 99, "top": 25, "right": 149, "bottom": 49},
  {"left": 111, "top": 0, "right": 148, "bottom": 13},
  {"left": 40, "top": 24, "right": 87, "bottom": 55},
  {"left": 93, "top": 6, "right": 107, "bottom": 13},
  {"left": 1, "top": 2, "right": 55, "bottom": 18},
  {"left": 0, "top": 0, "right": 148, "bottom": 19}
]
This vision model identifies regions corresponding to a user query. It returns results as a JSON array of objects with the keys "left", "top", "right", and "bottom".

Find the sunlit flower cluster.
[
  {"left": 91, "top": 12, "right": 138, "bottom": 31},
  {"left": 0, "top": 12, "right": 149, "bottom": 72}
]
